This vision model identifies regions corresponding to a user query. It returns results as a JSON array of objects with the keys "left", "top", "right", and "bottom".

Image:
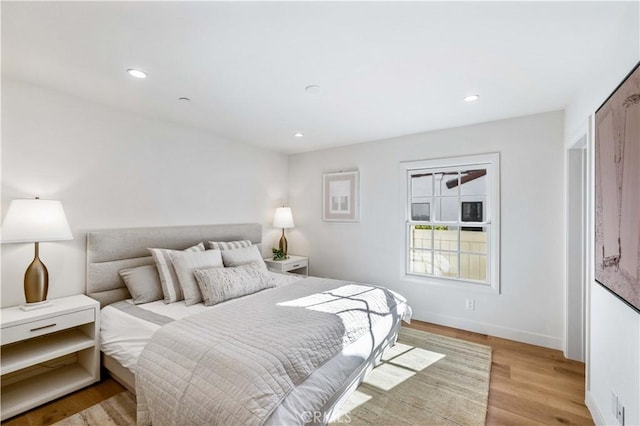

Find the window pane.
[
  {"left": 410, "top": 225, "right": 432, "bottom": 249},
  {"left": 404, "top": 154, "right": 498, "bottom": 288},
  {"left": 433, "top": 226, "right": 458, "bottom": 251},
  {"left": 460, "top": 226, "right": 488, "bottom": 254},
  {"left": 411, "top": 173, "right": 433, "bottom": 197},
  {"left": 461, "top": 197, "right": 485, "bottom": 222},
  {"left": 433, "top": 251, "right": 458, "bottom": 277},
  {"left": 409, "top": 249, "right": 432, "bottom": 274},
  {"left": 460, "top": 253, "right": 487, "bottom": 282},
  {"left": 434, "top": 172, "right": 459, "bottom": 197},
  {"left": 460, "top": 168, "right": 487, "bottom": 196},
  {"left": 435, "top": 197, "right": 459, "bottom": 222},
  {"left": 411, "top": 201, "right": 431, "bottom": 221}
]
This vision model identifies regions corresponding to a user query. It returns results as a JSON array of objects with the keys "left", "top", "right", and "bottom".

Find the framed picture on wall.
[
  {"left": 594, "top": 60, "right": 640, "bottom": 314},
  {"left": 323, "top": 170, "right": 360, "bottom": 222}
]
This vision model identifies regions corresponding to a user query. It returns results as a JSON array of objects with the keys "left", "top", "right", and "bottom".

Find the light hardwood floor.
[
  {"left": 3, "top": 320, "right": 593, "bottom": 425},
  {"left": 407, "top": 321, "right": 593, "bottom": 425}
]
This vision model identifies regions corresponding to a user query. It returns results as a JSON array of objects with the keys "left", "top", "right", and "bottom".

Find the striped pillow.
[
  {"left": 207, "top": 240, "right": 252, "bottom": 250},
  {"left": 149, "top": 242, "right": 205, "bottom": 303},
  {"left": 220, "top": 245, "right": 264, "bottom": 267}
]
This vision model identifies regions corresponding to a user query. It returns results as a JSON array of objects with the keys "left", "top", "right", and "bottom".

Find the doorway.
[{"left": 566, "top": 136, "right": 587, "bottom": 361}]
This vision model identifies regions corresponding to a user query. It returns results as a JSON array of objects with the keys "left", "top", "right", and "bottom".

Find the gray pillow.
[
  {"left": 220, "top": 245, "right": 264, "bottom": 267},
  {"left": 207, "top": 240, "right": 252, "bottom": 250},
  {"left": 194, "top": 261, "right": 274, "bottom": 306},
  {"left": 149, "top": 242, "right": 205, "bottom": 303},
  {"left": 171, "top": 249, "right": 223, "bottom": 306},
  {"left": 119, "top": 265, "right": 163, "bottom": 305}
]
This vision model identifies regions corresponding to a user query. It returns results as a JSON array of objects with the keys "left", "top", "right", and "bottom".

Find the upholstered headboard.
[{"left": 86, "top": 223, "right": 262, "bottom": 307}]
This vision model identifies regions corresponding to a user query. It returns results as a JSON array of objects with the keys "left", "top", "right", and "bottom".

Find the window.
[{"left": 402, "top": 153, "right": 500, "bottom": 291}]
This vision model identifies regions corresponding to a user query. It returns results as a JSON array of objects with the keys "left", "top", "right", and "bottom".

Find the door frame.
[{"left": 565, "top": 129, "right": 589, "bottom": 362}]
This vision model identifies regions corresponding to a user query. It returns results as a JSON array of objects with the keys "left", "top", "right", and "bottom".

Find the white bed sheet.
[
  {"left": 100, "top": 273, "right": 410, "bottom": 424},
  {"left": 100, "top": 271, "right": 300, "bottom": 371}
]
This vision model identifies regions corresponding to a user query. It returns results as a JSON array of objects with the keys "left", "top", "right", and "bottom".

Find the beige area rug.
[
  {"left": 53, "top": 391, "right": 136, "bottom": 426},
  {"left": 331, "top": 327, "right": 492, "bottom": 425},
  {"left": 54, "top": 327, "right": 491, "bottom": 426}
]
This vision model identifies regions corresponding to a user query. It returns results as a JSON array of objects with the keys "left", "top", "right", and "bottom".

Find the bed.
[{"left": 87, "top": 223, "right": 411, "bottom": 425}]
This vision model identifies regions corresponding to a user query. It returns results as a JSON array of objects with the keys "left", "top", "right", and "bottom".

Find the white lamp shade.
[
  {"left": 1, "top": 199, "right": 73, "bottom": 243},
  {"left": 273, "top": 207, "right": 295, "bottom": 229}
]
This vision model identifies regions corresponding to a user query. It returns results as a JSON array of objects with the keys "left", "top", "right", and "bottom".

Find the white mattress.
[{"left": 100, "top": 272, "right": 410, "bottom": 424}]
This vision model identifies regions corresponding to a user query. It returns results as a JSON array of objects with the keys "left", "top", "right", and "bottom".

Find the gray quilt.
[{"left": 135, "top": 276, "right": 409, "bottom": 425}]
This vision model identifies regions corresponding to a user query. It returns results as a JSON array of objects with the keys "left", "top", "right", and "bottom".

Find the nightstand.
[
  {"left": 264, "top": 255, "right": 309, "bottom": 276},
  {"left": 0, "top": 294, "right": 100, "bottom": 421}
]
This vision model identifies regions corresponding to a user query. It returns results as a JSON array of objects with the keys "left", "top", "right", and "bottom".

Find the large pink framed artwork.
[{"left": 595, "top": 62, "right": 640, "bottom": 313}]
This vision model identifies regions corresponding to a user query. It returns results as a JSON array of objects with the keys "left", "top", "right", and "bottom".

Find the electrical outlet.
[
  {"left": 617, "top": 402, "right": 625, "bottom": 425},
  {"left": 465, "top": 299, "right": 475, "bottom": 310},
  {"left": 612, "top": 391, "right": 625, "bottom": 425}
]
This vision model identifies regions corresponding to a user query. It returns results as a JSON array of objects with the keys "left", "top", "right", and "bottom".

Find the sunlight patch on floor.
[
  {"left": 363, "top": 344, "right": 446, "bottom": 392},
  {"left": 381, "top": 342, "right": 414, "bottom": 361},
  {"left": 331, "top": 389, "right": 372, "bottom": 420},
  {"left": 363, "top": 363, "right": 416, "bottom": 391},
  {"left": 389, "top": 347, "right": 445, "bottom": 371}
]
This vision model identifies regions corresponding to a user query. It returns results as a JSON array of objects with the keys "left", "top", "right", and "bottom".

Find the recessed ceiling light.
[
  {"left": 127, "top": 69, "right": 147, "bottom": 79},
  {"left": 294, "top": 132, "right": 304, "bottom": 138},
  {"left": 305, "top": 85, "right": 321, "bottom": 95},
  {"left": 178, "top": 97, "right": 191, "bottom": 102},
  {"left": 464, "top": 94, "right": 480, "bottom": 102}
]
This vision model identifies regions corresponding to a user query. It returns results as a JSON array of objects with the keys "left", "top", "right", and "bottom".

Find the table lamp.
[
  {"left": 273, "top": 207, "right": 294, "bottom": 256},
  {"left": 1, "top": 198, "right": 73, "bottom": 310}
]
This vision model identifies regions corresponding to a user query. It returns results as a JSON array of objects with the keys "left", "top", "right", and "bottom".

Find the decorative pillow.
[
  {"left": 194, "top": 261, "right": 274, "bottom": 306},
  {"left": 171, "top": 249, "right": 223, "bottom": 306},
  {"left": 207, "top": 240, "right": 252, "bottom": 250},
  {"left": 149, "top": 242, "right": 205, "bottom": 303},
  {"left": 119, "top": 265, "right": 164, "bottom": 304},
  {"left": 220, "top": 245, "right": 264, "bottom": 267}
]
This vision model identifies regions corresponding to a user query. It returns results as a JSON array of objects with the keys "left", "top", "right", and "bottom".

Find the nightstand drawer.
[
  {"left": 285, "top": 260, "right": 308, "bottom": 271},
  {"left": 264, "top": 255, "right": 309, "bottom": 275},
  {"left": 2, "top": 308, "right": 95, "bottom": 346}
]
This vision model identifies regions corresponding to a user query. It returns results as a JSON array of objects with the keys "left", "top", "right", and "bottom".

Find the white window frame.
[{"left": 401, "top": 153, "right": 500, "bottom": 293}]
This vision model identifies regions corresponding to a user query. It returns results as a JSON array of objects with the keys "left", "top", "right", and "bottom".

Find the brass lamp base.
[
  {"left": 279, "top": 229, "right": 288, "bottom": 256},
  {"left": 24, "top": 242, "right": 49, "bottom": 304}
]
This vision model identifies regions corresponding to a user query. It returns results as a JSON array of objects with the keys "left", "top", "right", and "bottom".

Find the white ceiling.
[{"left": 2, "top": 1, "right": 637, "bottom": 154}]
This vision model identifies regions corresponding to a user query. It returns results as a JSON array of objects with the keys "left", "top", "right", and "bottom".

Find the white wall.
[
  {"left": 564, "top": 4, "right": 640, "bottom": 424},
  {"left": 1, "top": 79, "right": 289, "bottom": 308},
  {"left": 289, "top": 111, "right": 565, "bottom": 349}
]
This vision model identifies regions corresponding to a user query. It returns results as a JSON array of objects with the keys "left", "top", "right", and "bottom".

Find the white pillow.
[
  {"left": 149, "top": 242, "right": 205, "bottom": 303},
  {"left": 207, "top": 240, "right": 252, "bottom": 250},
  {"left": 220, "top": 245, "right": 264, "bottom": 267},
  {"left": 119, "top": 265, "right": 163, "bottom": 304},
  {"left": 194, "top": 261, "right": 274, "bottom": 306},
  {"left": 171, "top": 250, "right": 223, "bottom": 306}
]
